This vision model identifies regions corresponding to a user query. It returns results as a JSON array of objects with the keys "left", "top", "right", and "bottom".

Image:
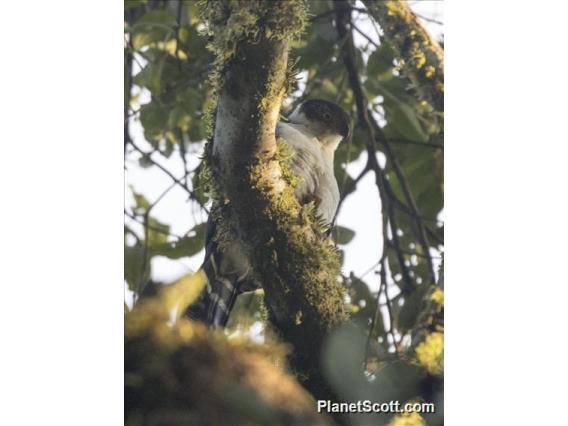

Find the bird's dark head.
[{"left": 288, "top": 99, "right": 351, "bottom": 149}]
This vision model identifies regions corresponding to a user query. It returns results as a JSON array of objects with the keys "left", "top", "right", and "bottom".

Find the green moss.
[
  {"left": 365, "top": 0, "right": 443, "bottom": 116},
  {"left": 244, "top": 150, "right": 347, "bottom": 330},
  {"left": 125, "top": 308, "right": 324, "bottom": 425},
  {"left": 198, "top": 0, "right": 345, "bottom": 401},
  {"left": 198, "top": 0, "right": 307, "bottom": 139},
  {"left": 203, "top": 133, "right": 346, "bottom": 332},
  {"left": 275, "top": 138, "right": 300, "bottom": 189}
]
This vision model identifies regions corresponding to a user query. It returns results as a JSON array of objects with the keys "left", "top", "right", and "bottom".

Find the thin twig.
[
  {"left": 177, "top": 129, "right": 190, "bottom": 187},
  {"left": 388, "top": 244, "right": 444, "bottom": 261},
  {"left": 426, "top": 225, "right": 444, "bottom": 246},
  {"left": 333, "top": 2, "right": 401, "bottom": 359},
  {"left": 124, "top": 33, "right": 134, "bottom": 155},
  {"left": 368, "top": 113, "right": 436, "bottom": 283},
  {"left": 382, "top": 259, "right": 398, "bottom": 355},
  {"left": 129, "top": 140, "right": 209, "bottom": 213},
  {"left": 124, "top": 209, "right": 185, "bottom": 240},
  {"left": 351, "top": 22, "right": 379, "bottom": 48},
  {"left": 415, "top": 12, "right": 443, "bottom": 26},
  {"left": 126, "top": 108, "right": 141, "bottom": 120},
  {"left": 138, "top": 180, "right": 178, "bottom": 293},
  {"left": 335, "top": 1, "right": 415, "bottom": 294},
  {"left": 359, "top": 259, "right": 381, "bottom": 280},
  {"left": 388, "top": 138, "right": 443, "bottom": 150}
]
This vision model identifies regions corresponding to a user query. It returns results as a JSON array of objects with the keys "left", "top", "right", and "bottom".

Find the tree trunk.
[{"left": 202, "top": 0, "right": 347, "bottom": 403}]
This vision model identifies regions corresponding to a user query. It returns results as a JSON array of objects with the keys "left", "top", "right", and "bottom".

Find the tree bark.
[{"left": 202, "top": 0, "right": 347, "bottom": 403}]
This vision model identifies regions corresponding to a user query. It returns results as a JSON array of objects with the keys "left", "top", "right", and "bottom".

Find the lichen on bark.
[
  {"left": 363, "top": 0, "right": 444, "bottom": 114},
  {"left": 200, "top": 0, "right": 347, "bottom": 401}
]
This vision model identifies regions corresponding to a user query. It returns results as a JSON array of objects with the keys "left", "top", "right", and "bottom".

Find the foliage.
[
  {"left": 125, "top": 1, "right": 444, "bottom": 424},
  {"left": 124, "top": 188, "right": 205, "bottom": 294}
]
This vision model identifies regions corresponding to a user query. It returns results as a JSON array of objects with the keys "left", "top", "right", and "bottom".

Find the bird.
[{"left": 186, "top": 99, "right": 351, "bottom": 327}]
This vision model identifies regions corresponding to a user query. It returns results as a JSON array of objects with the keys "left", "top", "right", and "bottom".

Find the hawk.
[{"left": 187, "top": 99, "right": 351, "bottom": 326}]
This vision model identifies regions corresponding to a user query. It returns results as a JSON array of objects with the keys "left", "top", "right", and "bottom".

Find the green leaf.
[
  {"left": 364, "top": 73, "right": 407, "bottom": 98},
  {"left": 124, "top": 243, "right": 149, "bottom": 292},
  {"left": 183, "top": 26, "right": 208, "bottom": 59},
  {"left": 161, "top": 135, "right": 176, "bottom": 157},
  {"left": 138, "top": 155, "right": 154, "bottom": 169},
  {"left": 367, "top": 42, "right": 395, "bottom": 77},
  {"left": 337, "top": 248, "right": 345, "bottom": 266},
  {"left": 365, "top": 74, "right": 429, "bottom": 143},
  {"left": 347, "top": 273, "right": 380, "bottom": 332},
  {"left": 130, "top": 186, "right": 150, "bottom": 211},
  {"left": 124, "top": 0, "right": 146, "bottom": 11},
  {"left": 151, "top": 223, "right": 206, "bottom": 259},
  {"left": 140, "top": 103, "right": 168, "bottom": 142},
  {"left": 169, "top": 107, "right": 191, "bottom": 133},
  {"left": 185, "top": 1, "right": 201, "bottom": 26},
  {"left": 133, "top": 52, "right": 167, "bottom": 93},
  {"left": 383, "top": 98, "right": 428, "bottom": 143},
  {"left": 135, "top": 9, "right": 176, "bottom": 27},
  {"left": 386, "top": 141, "right": 443, "bottom": 225},
  {"left": 131, "top": 9, "right": 176, "bottom": 50},
  {"left": 295, "top": 36, "right": 335, "bottom": 70},
  {"left": 177, "top": 86, "right": 203, "bottom": 115},
  {"left": 188, "top": 123, "right": 203, "bottom": 142},
  {"left": 147, "top": 217, "right": 170, "bottom": 246},
  {"left": 333, "top": 226, "right": 356, "bottom": 245}
]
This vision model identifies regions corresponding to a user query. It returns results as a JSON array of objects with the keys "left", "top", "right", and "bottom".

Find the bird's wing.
[
  {"left": 276, "top": 121, "right": 340, "bottom": 225},
  {"left": 276, "top": 122, "right": 324, "bottom": 206}
]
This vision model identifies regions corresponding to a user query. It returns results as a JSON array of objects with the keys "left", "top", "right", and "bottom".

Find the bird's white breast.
[{"left": 276, "top": 122, "right": 340, "bottom": 225}]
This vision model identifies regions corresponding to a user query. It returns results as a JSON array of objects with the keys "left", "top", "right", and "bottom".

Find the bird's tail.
[
  {"left": 184, "top": 212, "right": 253, "bottom": 327},
  {"left": 204, "top": 275, "right": 239, "bottom": 327},
  {"left": 184, "top": 249, "right": 249, "bottom": 327}
]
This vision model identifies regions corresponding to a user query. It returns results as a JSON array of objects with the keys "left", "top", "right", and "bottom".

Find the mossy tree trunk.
[{"left": 202, "top": 0, "right": 347, "bottom": 403}]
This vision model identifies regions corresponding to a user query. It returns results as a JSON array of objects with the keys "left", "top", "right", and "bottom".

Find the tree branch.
[
  {"left": 368, "top": 116, "right": 437, "bottom": 283},
  {"left": 351, "top": 22, "right": 379, "bottom": 48},
  {"left": 334, "top": 0, "right": 437, "bottom": 285},
  {"left": 124, "top": 38, "right": 134, "bottom": 155},
  {"left": 335, "top": 1, "right": 418, "bottom": 294},
  {"left": 362, "top": 0, "right": 444, "bottom": 113}
]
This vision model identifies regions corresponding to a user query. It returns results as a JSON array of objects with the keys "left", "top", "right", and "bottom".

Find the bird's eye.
[{"left": 323, "top": 112, "right": 331, "bottom": 121}]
